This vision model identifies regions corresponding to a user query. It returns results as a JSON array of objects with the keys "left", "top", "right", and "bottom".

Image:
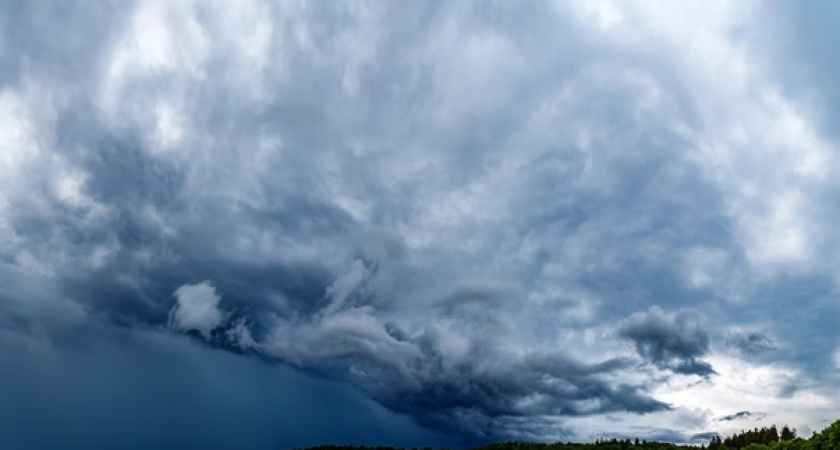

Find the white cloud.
[{"left": 168, "top": 281, "right": 225, "bottom": 339}]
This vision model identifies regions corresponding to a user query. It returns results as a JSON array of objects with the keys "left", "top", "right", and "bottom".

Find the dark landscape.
[{"left": 301, "top": 420, "right": 840, "bottom": 450}]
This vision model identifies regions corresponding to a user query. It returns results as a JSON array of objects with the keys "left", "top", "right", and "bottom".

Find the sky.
[{"left": 2, "top": 1, "right": 840, "bottom": 449}]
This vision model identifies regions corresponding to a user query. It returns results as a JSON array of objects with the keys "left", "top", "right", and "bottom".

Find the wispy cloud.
[{"left": 717, "top": 411, "right": 767, "bottom": 422}]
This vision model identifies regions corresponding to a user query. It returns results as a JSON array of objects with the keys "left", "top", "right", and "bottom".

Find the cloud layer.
[{"left": 2, "top": 0, "right": 840, "bottom": 447}]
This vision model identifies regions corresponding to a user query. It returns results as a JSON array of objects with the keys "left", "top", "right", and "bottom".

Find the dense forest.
[{"left": 298, "top": 418, "right": 840, "bottom": 450}]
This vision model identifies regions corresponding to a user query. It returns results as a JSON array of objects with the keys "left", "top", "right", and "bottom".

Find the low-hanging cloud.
[
  {"left": 717, "top": 411, "right": 767, "bottom": 422},
  {"left": 727, "top": 332, "right": 777, "bottom": 356},
  {"left": 619, "top": 306, "right": 716, "bottom": 377},
  {"left": 168, "top": 281, "right": 224, "bottom": 339},
  {"left": 185, "top": 264, "right": 670, "bottom": 440}
]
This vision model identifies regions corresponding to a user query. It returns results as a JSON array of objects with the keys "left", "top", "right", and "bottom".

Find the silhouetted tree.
[{"left": 780, "top": 425, "right": 796, "bottom": 441}]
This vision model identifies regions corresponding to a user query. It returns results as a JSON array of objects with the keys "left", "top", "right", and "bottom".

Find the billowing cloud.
[
  {"left": 2, "top": 0, "right": 840, "bottom": 447},
  {"left": 168, "top": 281, "right": 224, "bottom": 339},
  {"left": 619, "top": 306, "right": 715, "bottom": 377},
  {"left": 214, "top": 259, "right": 670, "bottom": 440},
  {"left": 717, "top": 411, "right": 767, "bottom": 422}
]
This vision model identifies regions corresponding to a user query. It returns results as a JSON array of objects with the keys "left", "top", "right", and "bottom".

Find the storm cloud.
[
  {"left": 618, "top": 306, "right": 715, "bottom": 377},
  {"left": 3, "top": 0, "right": 840, "bottom": 447},
  {"left": 717, "top": 411, "right": 768, "bottom": 422},
  {"left": 727, "top": 333, "right": 778, "bottom": 357},
  {"left": 221, "top": 269, "right": 671, "bottom": 439}
]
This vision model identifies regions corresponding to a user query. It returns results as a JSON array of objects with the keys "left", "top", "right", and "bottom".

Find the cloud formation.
[
  {"left": 168, "top": 281, "right": 224, "bottom": 338},
  {"left": 717, "top": 411, "right": 767, "bottom": 422},
  {"left": 191, "top": 264, "right": 670, "bottom": 440},
  {"left": 619, "top": 306, "right": 715, "bottom": 377},
  {"left": 727, "top": 333, "right": 777, "bottom": 356},
  {"left": 2, "top": 0, "right": 840, "bottom": 447}
]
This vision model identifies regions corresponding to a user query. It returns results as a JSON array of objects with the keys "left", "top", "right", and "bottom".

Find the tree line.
[
  {"left": 295, "top": 417, "right": 840, "bottom": 450},
  {"left": 707, "top": 419, "right": 840, "bottom": 450},
  {"left": 707, "top": 424, "right": 796, "bottom": 449}
]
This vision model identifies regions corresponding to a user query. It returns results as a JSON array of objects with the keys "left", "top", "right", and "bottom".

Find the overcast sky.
[{"left": 2, "top": 1, "right": 840, "bottom": 449}]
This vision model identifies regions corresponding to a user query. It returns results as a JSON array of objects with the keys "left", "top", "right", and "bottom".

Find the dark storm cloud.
[
  {"left": 204, "top": 267, "right": 672, "bottom": 440},
  {"left": 717, "top": 411, "right": 767, "bottom": 422},
  {"left": 619, "top": 306, "right": 715, "bottom": 377},
  {"left": 727, "top": 333, "right": 777, "bottom": 356},
  {"left": 3, "top": 0, "right": 840, "bottom": 446},
  {"left": 381, "top": 353, "right": 670, "bottom": 440}
]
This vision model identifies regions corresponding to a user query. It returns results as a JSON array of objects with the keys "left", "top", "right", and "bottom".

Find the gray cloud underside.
[
  {"left": 618, "top": 306, "right": 715, "bottom": 377},
  {"left": 717, "top": 411, "right": 767, "bottom": 422},
  {"left": 3, "top": 0, "right": 840, "bottom": 445},
  {"left": 727, "top": 333, "right": 777, "bottom": 357}
]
